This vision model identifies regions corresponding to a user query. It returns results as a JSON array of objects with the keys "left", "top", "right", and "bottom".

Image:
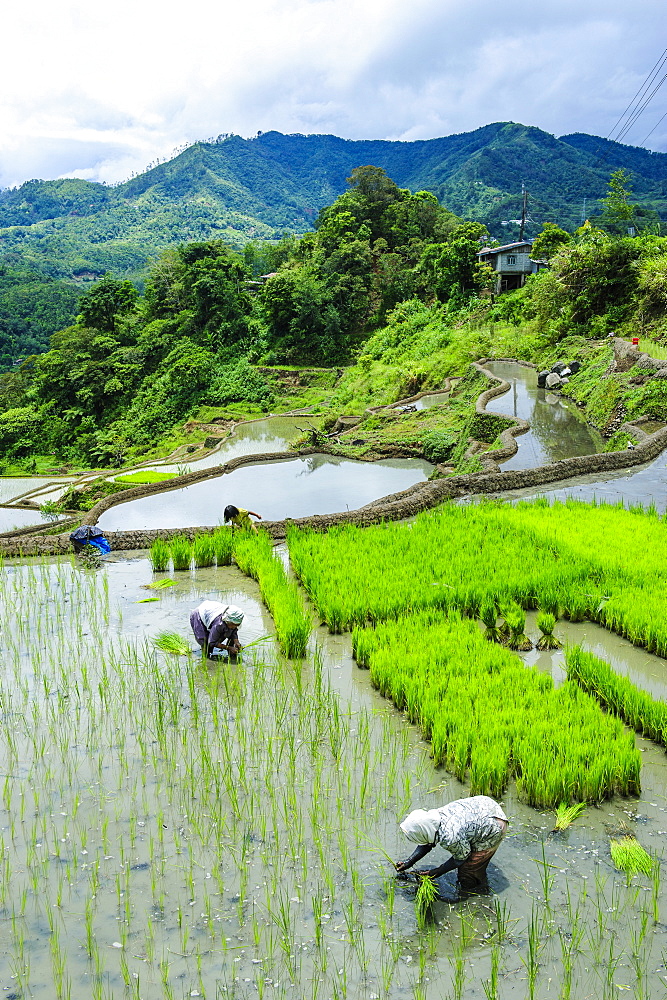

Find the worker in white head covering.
[
  {"left": 190, "top": 601, "right": 244, "bottom": 659},
  {"left": 395, "top": 796, "right": 508, "bottom": 891}
]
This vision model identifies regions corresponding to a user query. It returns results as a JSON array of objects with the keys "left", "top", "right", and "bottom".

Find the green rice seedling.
[
  {"left": 536, "top": 611, "right": 561, "bottom": 650},
  {"left": 553, "top": 802, "right": 586, "bottom": 831},
  {"left": 233, "top": 532, "right": 310, "bottom": 657},
  {"left": 212, "top": 526, "right": 234, "bottom": 566},
  {"left": 505, "top": 603, "right": 532, "bottom": 651},
  {"left": 153, "top": 632, "right": 191, "bottom": 656},
  {"left": 567, "top": 646, "right": 667, "bottom": 745},
  {"left": 143, "top": 578, "right": 176, "bottom": 590},
  {"left": 415, "top": 873, "right": 437, "bottom": 929},
  {"left": 193, "top": 534, "right": 215, "bottom": 568},
  {"left": 169, "top": 535, "right": 192, "bottom": 571},
  {"left": 149, "top": 538, "right": 170, "bottom": 572},
  {"left": 610, "top": 836, "right": 655, "bottom": 876},
  {"left": 480, "top": 601, "right": 501, "bottom": 642}
]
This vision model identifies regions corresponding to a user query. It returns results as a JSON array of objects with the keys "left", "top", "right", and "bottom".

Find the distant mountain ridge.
[{"left": 1, "top": 123, "right": 666, "bottom": 280}]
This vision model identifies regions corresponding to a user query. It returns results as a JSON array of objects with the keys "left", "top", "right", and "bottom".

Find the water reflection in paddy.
[
  {"left": 99, "top": 453, "right": 433, "bottom": 530},
  {"left": 140, "top": 414, "right": 307, "bottom": 473},
  {"left": 484, "top": 361, "right": 602, "bottom": 468}
]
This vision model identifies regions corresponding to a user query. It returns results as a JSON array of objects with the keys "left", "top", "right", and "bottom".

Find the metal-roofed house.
[{"left": 477, "top": 241, "right": 547, "bottom": 293}]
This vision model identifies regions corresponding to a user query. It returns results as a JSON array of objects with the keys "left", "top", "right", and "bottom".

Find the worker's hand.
[
  {"left": 395, "top": 859, "right": 410, "bottom": 872},
  {"left": 414, "top": 869, "right": 436, "bottom": 880}
]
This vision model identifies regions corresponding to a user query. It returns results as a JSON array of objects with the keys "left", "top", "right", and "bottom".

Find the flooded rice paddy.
[
  {"left": 1, "top": 554, "right": 667, "bottom": 999},
  {"left": 98, "top": 455, "right": 432, "bottom": 532},
  {"left": 141, "top": 417, "right": 308, "bottom": 475},
  {"left": 484, "top": 362, "right": 603, "bottom": 469}
]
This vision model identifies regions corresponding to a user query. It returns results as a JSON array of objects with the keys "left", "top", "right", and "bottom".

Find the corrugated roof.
[{"left": 478, "top": 241, "right": 533, "bottom": 254}]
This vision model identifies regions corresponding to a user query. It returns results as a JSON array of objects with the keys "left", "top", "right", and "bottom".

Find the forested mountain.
[{"left": 1, "top": 123, "right": 666, "bottom": 284}]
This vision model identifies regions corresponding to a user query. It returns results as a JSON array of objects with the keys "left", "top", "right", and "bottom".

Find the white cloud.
[{"left": 0, "top": 0, "right": 665, "bottom": 188}]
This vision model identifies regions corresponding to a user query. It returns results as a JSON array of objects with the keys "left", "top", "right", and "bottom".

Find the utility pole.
[
  {"left": 580, "top": 196, "right": 587, "bottom": 225},
  {"left": 519, "top": 183, "right": 528, "bottom": 242}
]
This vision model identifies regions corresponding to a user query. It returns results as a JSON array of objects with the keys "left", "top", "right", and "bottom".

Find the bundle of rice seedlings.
[
  {"left": 153, "top": 631, "right": 191, "bottom": 656},
  {"left": 415, "top": 873, "right": 438, "bottom": 927},
  {"left": 143, "top": 578, "right": 176, "bottom": 590},
  {"left": 536, "top": 611, "right": 561, "bottom": 650},
  {"left": 170, "top": 536, "right": 193, "bottom": 571},
  {"left": 193, "top": 534, "right": 215, "bottom": 568},
  {"left": 480, "top": 601, "right": 501, "bottom": 642},
  {"left": 505, "top": 603, "right": 533, "bottom": 651},
  {"left": 553, "top": 801, "right": 586, "bottom": 831},
  {"left": 610, "top": 835, "right": 655, "bottom": 876},
  {"left": 150, "top": 539, "right": 170, "bottom": 572}
]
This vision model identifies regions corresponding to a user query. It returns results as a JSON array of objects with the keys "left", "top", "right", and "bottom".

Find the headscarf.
[
  {"left": 223, "top": 605, "right": 244, "bottom": 625},
  {"left": 197, "top": 601, "right": 244, "bottom": 628},
  {"left": 399, "top": 808, "right": 442, "bottom": 846}
]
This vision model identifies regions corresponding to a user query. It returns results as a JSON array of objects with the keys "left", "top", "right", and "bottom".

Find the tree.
[
  {"left": 419, "top": 224, "right": 492, "bottom": 304},
  {"left": 531, "top": 222, "right": 571, "bottom": 260},
  {"left": 78, "top": 274, "right": 138, "bottom": 334},
  {"left": 599, "top": 169, "right": 638, "bottom": 236},
  {"left": 177, "top": 241, "right": 253, "bottom": 350}
]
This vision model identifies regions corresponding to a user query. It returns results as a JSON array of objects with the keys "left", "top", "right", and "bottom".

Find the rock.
[
  {"left": 569, "top": 360, "right": 581, "bottom": 374},
  {"left": 545, "top": 372, "right": 562, "bottom": 389},
  {"left": 537, "top": 370, "right": 549, "bottom": 388},
  {"left": 551, "top": 362, "right": 568, "bottom": 374},
  {"left": 560, "top": 377, "right": 569, "bottom": 384},
  {"left": 560, "top": 367, "right": 571, "bottom": 378}
]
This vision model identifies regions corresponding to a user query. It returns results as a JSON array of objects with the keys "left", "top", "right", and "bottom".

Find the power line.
[
  {"left": 615, "top": 70, "right": 667, "bottom": 145},
  {"left": 640, "top": 110, "right": 667, "bottom": 146},
  {"left": 606, "top": 48, "right": 667, "bottom": 145}
]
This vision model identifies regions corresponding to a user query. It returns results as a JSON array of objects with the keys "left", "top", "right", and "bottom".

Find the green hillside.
[{"left": 1, "top": 124, "right": 666, "bottom": 286}]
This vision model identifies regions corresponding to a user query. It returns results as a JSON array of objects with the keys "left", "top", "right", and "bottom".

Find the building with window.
[{"left": 477, "top": 241, "right": 547, "bottom": 293}]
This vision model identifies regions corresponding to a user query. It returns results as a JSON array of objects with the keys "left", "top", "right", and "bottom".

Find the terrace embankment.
[{"left": 2, "top": 361, "right": 666, "bottom": 556}]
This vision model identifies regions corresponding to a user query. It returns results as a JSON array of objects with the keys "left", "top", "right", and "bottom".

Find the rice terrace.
[
  {"left": 1, "top": 468, "right": 667, "bottom": 998},
  {"left": 3, "top": 151, "right": 667, "bottom": 1000}
]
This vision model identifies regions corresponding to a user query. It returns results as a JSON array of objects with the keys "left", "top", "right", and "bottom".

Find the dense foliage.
[
  {"left": 0, "top": 264, "right": 80, "bottom": 368},
  {"left": 1, "top": 163, "right": 667, "bottom": 469}
]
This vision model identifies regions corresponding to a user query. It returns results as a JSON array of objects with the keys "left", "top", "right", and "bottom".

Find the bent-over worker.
[
  {"left": 190, "top": 601, "right": 244, "bottom": 658},
  {"left": 395, "top": 795, "right": 508, "bottom": 891},
  {"left": 224, "top": 505, "right": 261, "bottom": 533}
]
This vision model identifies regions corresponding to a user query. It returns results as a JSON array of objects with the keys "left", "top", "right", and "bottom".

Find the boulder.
[
  {"left": 537, "top": 370, "right": 549, "bottom": 388},
  {"left": 569, "top": 360, "right": 581, "bottom": 374},
  {"left": 545, "top": 372, "right": 562, "bottom": 389},
  {"left": 551, "top": 362, "right": 568, "bottom": 374}
]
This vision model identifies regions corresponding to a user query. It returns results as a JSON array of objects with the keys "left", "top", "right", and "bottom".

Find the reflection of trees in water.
[
  {"left": 296, "top": 454, "right": 343, "bottom": 476},
  {"left": 486, "top": 365, "right": 599, "bottom": 464},
  {"left": 526, "top": 392, "right": 600, "bottom": 462}
]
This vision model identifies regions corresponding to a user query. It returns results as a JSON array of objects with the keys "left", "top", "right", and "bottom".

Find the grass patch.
[{"left": 115, "top": 470, "right": 177, "bottom": 484}]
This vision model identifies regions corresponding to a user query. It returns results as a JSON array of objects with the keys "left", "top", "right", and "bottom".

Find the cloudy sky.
[{"left": 1, "top": 0, "right": 665, "bottom": 189}]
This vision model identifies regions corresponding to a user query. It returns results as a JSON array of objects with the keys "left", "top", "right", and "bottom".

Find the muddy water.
[
  {"left": 1, "top": 553, "right": 666, "bottom": 999},
  {"left": 98, "top": 454, "right": 433, "bottom": 531},
  {"left": 484, "top": 361, "right": 603, "bottom": 469}
]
